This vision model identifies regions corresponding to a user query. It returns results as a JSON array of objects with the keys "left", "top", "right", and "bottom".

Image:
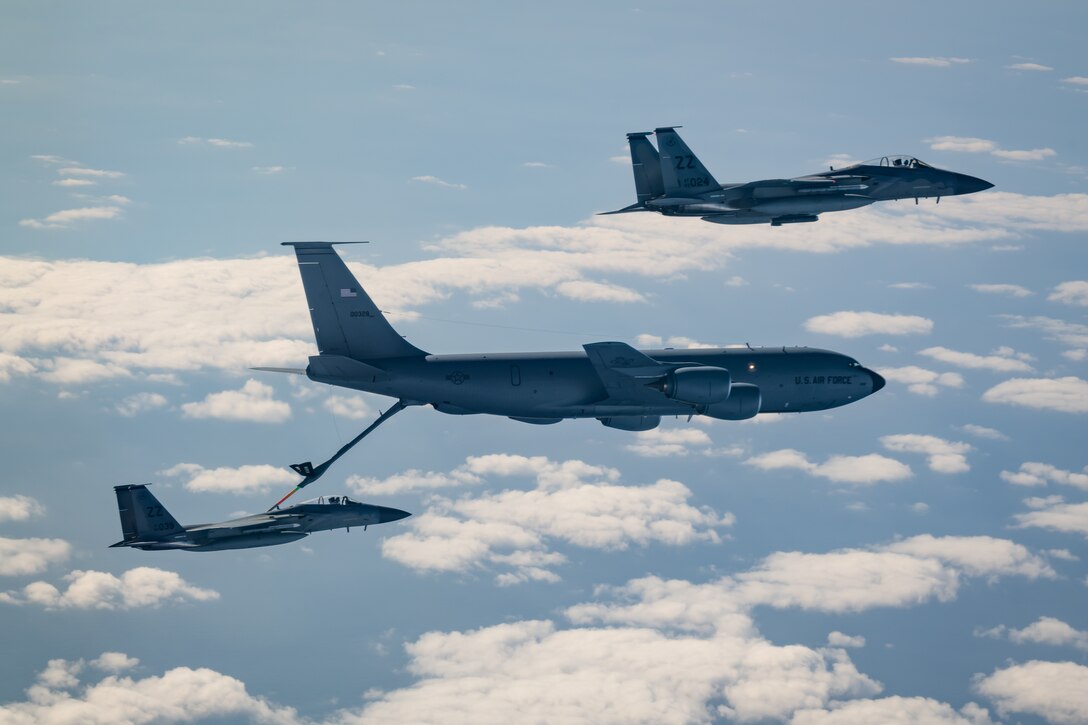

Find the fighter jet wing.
[
  {"left": 583, "top": 342, "right": 673, "bottom": 403},
  {"left": 187, "top": 513, "right": 305, "bottom": 534}
]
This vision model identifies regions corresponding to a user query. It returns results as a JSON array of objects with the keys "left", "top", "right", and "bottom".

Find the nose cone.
[
  {"left": 953, "top": 173, "right": 994, "bottom": 195},
  {"left": 379, "top": 506, "right": 412, "bottom": 524},
  {"left": 868, "top": 369, "right": 886, "bottom": 394}
]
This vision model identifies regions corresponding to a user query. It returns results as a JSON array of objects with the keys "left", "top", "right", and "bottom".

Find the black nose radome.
[
  {"left": 869, "top": 370, "right": 886, "bottom": 394},
  {"left": 380, "top": 507, "right": 412, "bottom": 523}
]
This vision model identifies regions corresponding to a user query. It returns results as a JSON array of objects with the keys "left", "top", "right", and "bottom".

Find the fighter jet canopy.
[
  {"left": 860, "top": 155, "right": 933, "bottom": 169},
  {"left": 297, "top": 495, "right": 358, "bottom": 506}
]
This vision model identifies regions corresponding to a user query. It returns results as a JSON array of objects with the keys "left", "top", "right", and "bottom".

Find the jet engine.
[
  {"left": 703, "top": 383, "right": 761, "bottom": 420},
  {"left": 598, "top": 415, "right": 661, "bottom": 431},
  {"left": 652, "top": 366, "right": 732, "bottom": 405}
]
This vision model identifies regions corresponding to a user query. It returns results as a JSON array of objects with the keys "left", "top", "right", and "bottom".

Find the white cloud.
[
  {"left": 975, "top": 660, "right": 1088, "bottom": 724},
  {"left": 880, "top": 434, "right": 972, "bottom": 473},
  {"left": 961, "top": 424, "right": 1009, "bottom": 441},
  {"left": 827, "top": 632, "right": 865, "bottom": 648},
  {"left": 1049, "top": 280, "right": 1088, "bottom": 307},
  {"left": 0, "top": 567, "right": 219, "bottom": 610},
  {"left": 1002, "top": 315, "right": 1088, "bottom": 348},
  {"left": 0, "top": 537, "right": 71, "bottom": 576},
  {"left": 0, "top": 353, "right": 34, "bottom": 383},
  {"left": 521, "top": 161, "right": 553, "bottom": 168},
  {"left": 724, "top": 275, "right": 748, "bottom": 287},
  {"left": 982, "top": 376, "right": 1088, "bottom": 413},
  {"left": 1014, "top": 497, "right": 1088, "bottom": 538},
  {"left": 39, "top": 357, "right": 131, "bottom": 384},
  {"left": 1000, "top": 462, "right": 1088, "bottom": 489},
  {"left": 883, "top": 534, "right": 1054, "bottom": 579},
  {"left": 877, "top": 366, "right": 965, "bottom": 396},
  {"left": 1062, "top": 348, "right": 1087, "bottom": 361},
  {"left": 410, "top": 175, "right": 466, "bottom": 190},
  {"left": 19, "top": 206, "right": 124, "bottom": 230},
  {"left": 178, "top": 136, "right": 254, "bottom": 148},
  {"left": 625, "top": 428, "right": 714, "bottom": 457},
  {"left": 181, "top": 379, "right": 291, "bottom": 423},
  {"left": 968, "top": 282, "right": 1033, "bottom": 297},
  {"left": 1007, "top": 62, "right": 1053, "bottom": 72},
  {"left": 0, "top": 655, "right": 297, "bottom": 724},
  {"left": 160, "top": 462, "right": 297, "bottom": 494},
  {"left": 891, "top": 57, "right": 972, "bottom": 67},
  {"left": 91, "top": 652, "right": 140, "bottom": 672},
  {"left": 804, "top": 312, "right": 933, "bottom": 338},
  {"left": 991, "top": 147, "right": 1057, "bottom": 162},
  {"left": 0, "top": 495, "right": 45, "bottom": 523},
  {"left": 927, "top": 136, "right": 998, "bottom": 154},
  {"left": 980, "top": 617, "right": 1088, "bottom": 651},
  {"left": 347, "top": 457, "right": 486, "bottom": 496},
  {"left": 919, "top": 346, "right": 1033, "bottom": 373},
  {"left": 745, "top": 449, "right": 912, "bottom": 485},
  {"left": 52, "top": 178, "right": 96, "bottom": 187},
  {"left": 1061, "top": 76, "right": 1088, "bottom": 86},
  {"left": 322, "top": 393, "right": 372, "bottom": 420},
  {"left": 362, "top": 533, "right": 1042, "bottom": 723},
  {"left": 926, "top": 136, "right": 1056, "bottom": 163},
  {"left": 555, "top": 279, "right": 644, "bottom": 302},
  {"left": 380, "top": 455, "right": 731, "bottom": 584},
  {"left": 792, "top": 697, "right": 992, "bottom": 724},
  {"left": 252, "top": 165, "right": 286, "bottom": 175},
  {"left": 888, "top": 282, "right": 930, "bottom": 290},
  {"left": 4, "top": 532, "right": 1047, "bottom": 725},
  {"left": 114, "top": 392, "right": 168, "bottom": 417},
  {"left": 57, "top": 166, "right": 124, "bottom": 178}
]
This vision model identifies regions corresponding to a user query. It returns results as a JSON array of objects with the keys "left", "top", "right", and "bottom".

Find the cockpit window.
[
  {"left": 864, "top": 155, "right": 931, "bottom": 169},
  {"left": 847, "top": 360, "right": 862, "bottom": 368},
  {"left": 299, "top": 495, "right": 355, "bottom": 506}
]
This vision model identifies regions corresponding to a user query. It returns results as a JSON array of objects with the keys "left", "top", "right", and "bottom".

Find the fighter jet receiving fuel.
[
  {"left": 109, "top": 484, "right": 409, "bottom": 551},
  {"left": 254, "top": 242, "right": 885, "bottom": 506},
  {"left": 604, "top": 127, "right": 993, "bottom": 226}
]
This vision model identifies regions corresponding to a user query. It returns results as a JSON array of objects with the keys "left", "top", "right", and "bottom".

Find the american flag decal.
[{"left": 340, "top": 288, "right": 358, "bottom": 298}]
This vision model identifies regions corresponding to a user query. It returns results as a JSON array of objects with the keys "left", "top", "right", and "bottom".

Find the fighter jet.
[
  {"left": 254, "top": 242, "right": 885, "bottom": 506},
  {"left": 109, "top": 484, "right": 410, "bottom": 551},
  {"left": 604, "top": 127, "right": 993, "bottom": 226}
]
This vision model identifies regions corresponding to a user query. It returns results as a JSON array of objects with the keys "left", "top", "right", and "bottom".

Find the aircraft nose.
[
  {"left": 867, "top": 369, "right": 886, "bottom": 394},
  {"left": 379, "top": 506, "right": 412, "bottom": 523},
  {"left": 957, "top": 174, "right": 994, "bottom": 194}
]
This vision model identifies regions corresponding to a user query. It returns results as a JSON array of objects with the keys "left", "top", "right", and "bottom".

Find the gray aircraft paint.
[
  {"left": 254, "top": 243, "right": 886, "bottom": 490},
  {"left": 605, "top": 127, "right": 993, "bottom": 226},
  {"left": 109, "top": 484, "right": 410, "bottom": 551}
]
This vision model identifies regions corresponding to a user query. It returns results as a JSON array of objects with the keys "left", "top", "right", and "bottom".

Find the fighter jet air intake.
[
  {"left": 109, "top": 484, "right": 410, "bottom": 551},
  {"left": 254, "top": 242, "right": 886, "bottom": 505},
  {"left": 604, "top": 126, "right": 993, "bottom": 226}
]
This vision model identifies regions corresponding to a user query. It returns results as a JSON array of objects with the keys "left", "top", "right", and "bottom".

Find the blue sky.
[{"left": 1, "top": 2, "right": 1087, "bottom": 723}]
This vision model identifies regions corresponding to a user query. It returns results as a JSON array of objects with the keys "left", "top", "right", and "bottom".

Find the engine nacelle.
[
  {"left": 656, "top": 366, "right": 732, "bottom": 405},
  {"left": 598, "top": 415, "right": 661, "bottom": 432},
  {"left": 703, "top": 383, "right": 761, "bottom": 420}
]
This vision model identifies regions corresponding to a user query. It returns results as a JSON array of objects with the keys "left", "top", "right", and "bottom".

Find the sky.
[{"left": 1, "top": 1, "right": 1087, "bottom": 723}]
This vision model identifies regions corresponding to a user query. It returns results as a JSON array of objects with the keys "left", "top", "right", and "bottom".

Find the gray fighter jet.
[
  {"left": 109, "top": 484, "right": 409, "bottom": 551},
  {"left": 255, "top": 242, "right": 885, "bottom": 506},
  {"left": 605, "top": 127, "right": 993, "bottom": 226}
]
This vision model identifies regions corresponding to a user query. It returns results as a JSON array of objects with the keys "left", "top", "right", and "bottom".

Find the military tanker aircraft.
[
  {"left": 254, "top": 242, "right": 885, "bottom": 506},
  {"left": 604, "top": 127, "right": 993, "bottom": 226},
  {"left": 109, "top": 484, "right": 409, "bottom": 551}
]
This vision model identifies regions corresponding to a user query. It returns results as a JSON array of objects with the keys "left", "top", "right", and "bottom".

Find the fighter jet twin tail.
[
  {"left": 605, "top": 127, "right": 992, "bottom": 226},
  {"left": 112, "top": 127, "right": 990, "bottom": 552}
]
